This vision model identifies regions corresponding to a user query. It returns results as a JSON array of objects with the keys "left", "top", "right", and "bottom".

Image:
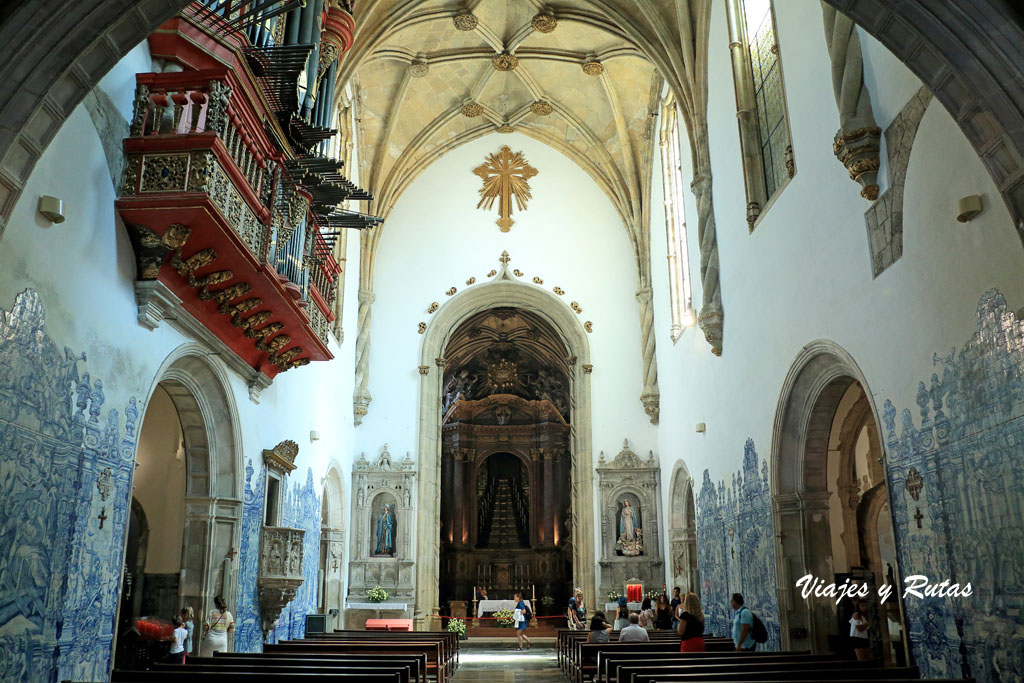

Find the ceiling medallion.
[
  {"left": 497, "top": 124, "right": 515, "bottom": 133},
  {"left": 582, "top": 60, "right": 604, "bottom": 76},
  {"left": 473, "top": 146, "right": 538, "bottom": 232},
  {"left": 453, "top": 12, "right": 478, "bottom": 31},
  {"left": 409, "top": 60, "right": 429, "bottom": 78},
  {"left": 530, "top": 100, "right": 554, "bottom": 116},
  {"left": 531, "top": 13, "right": 557, "bottom": 33},
  {"left": 492, "top": 52, "right": 520, "bottom": 72},
  {"left": 461, "top": 102, "right": 484, "bottom": 117}
]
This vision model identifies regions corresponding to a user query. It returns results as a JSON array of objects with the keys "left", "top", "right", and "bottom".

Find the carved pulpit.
[{"left": 257, "top": 440, "right": 305, "bottom": 636}]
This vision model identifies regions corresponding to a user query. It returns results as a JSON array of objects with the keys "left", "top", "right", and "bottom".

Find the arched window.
[
  {"left": 659, "top": 95, "right": 694, "bottom": 342},
  {"left": 726, "top": 0, "right": 795, "bottom": 231}
]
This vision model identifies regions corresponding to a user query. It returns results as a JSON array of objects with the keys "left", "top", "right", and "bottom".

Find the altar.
[
  {"left": 604, "top": 601, "right": 643, "bottom": 613},
  {"left": 476, "top": 599, "right": 532, "bottom": 618}
]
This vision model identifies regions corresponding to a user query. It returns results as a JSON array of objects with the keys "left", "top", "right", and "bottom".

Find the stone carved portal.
[
  {"left": 439, "top": 307, "right": 574, "bottom": 609},
  {"left": 348, "top": 447, "right": 416, "bottom": 603},
  {"left": 598, "top": 441, "right": 663, "bottom": 600}
]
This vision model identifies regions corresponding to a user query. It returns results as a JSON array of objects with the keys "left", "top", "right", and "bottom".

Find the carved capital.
[
  {"left": 698, "top": 305, "right": 724, "bottom": 356},
  {"left": 833, "top": 126, "right": 882, "bottom": 201}
]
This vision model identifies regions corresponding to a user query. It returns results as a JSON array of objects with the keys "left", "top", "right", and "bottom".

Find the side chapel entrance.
[{"left": 773, "top": 343, "right": 909, "bottom": 664}]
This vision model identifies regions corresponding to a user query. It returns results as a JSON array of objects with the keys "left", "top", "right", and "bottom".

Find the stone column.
[
  {"left": 352, "top": 287, "right": 373, "bottom": 424},
  {"left": 691, "top": 170, "right": 724, "bottom": 355},
  {"left": 636, "top": 287, "right": 660, "bottom": 424},
  {"left": 821, "top": 2, "right": 881, "bottom": 200},
  {"left": 543, "top": 450, "right": 555, "bottom": 547}
]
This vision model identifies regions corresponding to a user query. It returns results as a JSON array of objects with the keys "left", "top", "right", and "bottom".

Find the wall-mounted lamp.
[
  {"left": 695, "top": 422, "right": 706, "bottom": 433},
  {"left": 38, "top": 195, "right": 66, "bottom": 224},
  {"left": 310, "top": 430, "right": 320, "bottom": 442},
  {"left": 956, "top": 194, "right": 983, "bottom": 223}
]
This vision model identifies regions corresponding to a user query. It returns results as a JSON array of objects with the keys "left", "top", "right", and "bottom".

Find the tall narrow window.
[
  {"left": 660, "top": 96, "right": 694, "bottom": 342},
  {"left": 726, "top": 0, "right": 795, "bottom": 231}
]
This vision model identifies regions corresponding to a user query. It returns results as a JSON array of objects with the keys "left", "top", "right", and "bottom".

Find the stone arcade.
[{"left": 0, "top": 0, "right": 1022, "bottom": 681}]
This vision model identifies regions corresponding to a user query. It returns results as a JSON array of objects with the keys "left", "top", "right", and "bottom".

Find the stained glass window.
[
  {"left": 660, "top": 98, "right": 694, "bottom": 341},
  {"left": 743, "top": 0, "right": 792, "bottom": 201}
]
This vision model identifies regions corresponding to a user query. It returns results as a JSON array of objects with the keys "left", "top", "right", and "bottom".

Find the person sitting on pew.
[
  {"left": 618, "top": 612, "right": 650, "bottom": 642},
  {"left": 586, "top": 614, "right": 613, "bottom": 643},
  {"left": 731, "top": 593, "right": 756, "bottom": 652},
  {"left": 676, "top": 592, "right": 705, "bottom": 652}
]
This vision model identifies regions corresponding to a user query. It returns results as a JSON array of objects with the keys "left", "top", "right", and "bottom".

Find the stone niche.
[
  {"left": 347, "top": 446, "right": 416, "bottom": 622},
  {"left": 597, "top": 440, "right": 664, "bottom": 600},
  {"left": 257, "top": 440, "right": 305, "bottom": 636}
]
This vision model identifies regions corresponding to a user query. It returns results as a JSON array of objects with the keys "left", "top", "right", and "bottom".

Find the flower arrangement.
[
  {"left": 494, "top": 608, "right": 515, "bottom": 627},
  {"left": 607, "top": 591, "right": 621, "bottom": 601},
  {"left": 540, "top": 596, "right": 555, "bottom": 608},
  {"left": 447, "top": 618, "right": 467, "bottom": 638},
  {"left": 643, "top": 589, "right": 663, "bottom": 600},
  {"left": 367, "top": 586, "right": 389, "bottom": 603}
]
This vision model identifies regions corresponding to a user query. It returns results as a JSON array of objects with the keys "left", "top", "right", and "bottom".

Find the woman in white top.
[
  {"left": 200, "top": 595, "right": 235, "bottom": 657},
  {"left": 849, "top": 600, "right": 870, "bottom": 661}
]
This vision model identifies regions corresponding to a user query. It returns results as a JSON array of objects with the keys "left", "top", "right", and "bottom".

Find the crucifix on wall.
[{"left": 473, "top": 146, "right": 538, "bottom": 232}]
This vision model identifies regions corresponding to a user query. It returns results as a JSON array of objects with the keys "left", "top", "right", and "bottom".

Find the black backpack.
[
  {"left": 747, "top": 608, "right": 768, "bottom": 643},
  {"left": 524, "top": 604, "right": 532, "bottom": 622}
]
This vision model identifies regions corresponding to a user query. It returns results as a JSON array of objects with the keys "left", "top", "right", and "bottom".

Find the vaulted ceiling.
[{"left": 338, "top": 0, "right": 664, "bottom": 233}]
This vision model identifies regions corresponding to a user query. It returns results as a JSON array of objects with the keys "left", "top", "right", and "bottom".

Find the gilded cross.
[{"left": 473, "top": 146, "right": 538, "bottom": 232}]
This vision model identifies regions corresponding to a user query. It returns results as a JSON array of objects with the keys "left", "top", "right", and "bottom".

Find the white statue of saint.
[{"left": 620, "top": 500, "right": 637, "bottom": 541}]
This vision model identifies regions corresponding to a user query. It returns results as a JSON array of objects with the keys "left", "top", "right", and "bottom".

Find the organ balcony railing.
[{"left": 117, "top": 6, "right": 372, "bottom": 382}]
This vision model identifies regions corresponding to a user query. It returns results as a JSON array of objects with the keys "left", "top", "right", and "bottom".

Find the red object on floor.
[
  {"left": 365, "top": 618, "right": 413, "bottom": 631},
  {"left": 626, "top": 584, "right": 642, "bottom": 602}
]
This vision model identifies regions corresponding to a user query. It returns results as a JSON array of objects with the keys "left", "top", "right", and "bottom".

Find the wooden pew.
[
  {"left": 616, "top": 659, "right": 886, "bottom": 683},
  {"left": 628, "top": 665, "right": 921, "bottom": 683},
  {"left": 266, "top": 640, "right": 448, "bottom": 683},
  {"left": 601, "top": 652, "right": 829, "bottom": 683},
  {"left": 152, "top": 661, "right": 412, "bottom": 683},
  {"left": 212, "top": 652, "right": 427, "bottom": 683},
  {"left": 572, "top": 639, "right": 734, "bottom": 682},
  {"left": 112, "top": 671, "right": 399, "bottom": 682},
  {"left": 312, "top": 629, "right": 459, "bottom": 669}
]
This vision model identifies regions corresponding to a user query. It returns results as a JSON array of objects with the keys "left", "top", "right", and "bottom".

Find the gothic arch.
[
  {"left": 416, "top": 275, "right": 593, "bottom": 627},
  {"left": 320, "top": 465, "right": 346, "bottom": 628},
  {"left": 770, "top": 340, "right": 884, "bottom": 652},
  {"left": 130, "top": 344, "right": 244, "bottom": 628},
  {"left": 667, "top": 459, "right": 698, "bottom": 595}
]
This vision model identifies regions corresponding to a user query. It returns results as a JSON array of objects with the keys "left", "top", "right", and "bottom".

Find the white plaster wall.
[
  {"left": 0, "top": 41, "right": 360, "bottom": 610},
  {"left": 357, "top": 132, "right": 659, "bottom": 579},
  {"left": 651, "top": 0, "right": 1024, "bottom": 585}
]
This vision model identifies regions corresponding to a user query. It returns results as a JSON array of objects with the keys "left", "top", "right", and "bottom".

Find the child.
[
  {"left": 168, "top": 615, "right": 187, "bottom": 664},
  {"left": 180, "top": 607, "right": 194, "bottom": 660}
]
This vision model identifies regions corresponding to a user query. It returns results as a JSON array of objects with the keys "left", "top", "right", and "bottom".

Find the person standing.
[
  {"left": 512, "top": 591, "right": 532, "bottom": 651},
  {"left": 613, "top": 605, "right": 630, "bottom": 630},
  {"left": 567, "top": 597, "right": 582, "bottom": 630},
  {"left": 731, "top": 593, "right": 756, "bottom": 652},
  {"left": 200, "top": 596, "right": 234, "bottom": 657},
  {"left": 670, "top": 587, "right": 682, "bottom": 629},
  {"left": 638, "top": 597, "right": 655, "bottom": 629},
  {"left": 168, "top": 616, "right": 187, "bottom": 664},
  {"left": 677, "top": 592, "right": 706, "bottom": 652},
  {"left": 618, "top": 613, "right": 650, "bottom": 642},
  {"left": 179, "top": 607, "right": 194, "bottom": 660},
  {"left": 654, "top": 594, "right": 673, "bottom": 630},
  {"left": 574, "top": 588, "right": 588, "bottom": 628},
  {"left": 850, "top": 599, "right": 870, "bottom": 661}
]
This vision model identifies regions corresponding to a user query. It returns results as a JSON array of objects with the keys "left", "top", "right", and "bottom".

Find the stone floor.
[{"left": 452, "top": 640, "right": 563, "bottom": 682}]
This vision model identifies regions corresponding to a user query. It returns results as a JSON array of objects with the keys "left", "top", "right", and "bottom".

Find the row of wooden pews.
[
  {"left": 556, "top": 629, "right": 976, "bottom": 683},
  {"left": 110, "top": 629, "right": 458, "bottom": 683},
  {"left": 558, "top": 628, "right": 734, "bottom": 683}
]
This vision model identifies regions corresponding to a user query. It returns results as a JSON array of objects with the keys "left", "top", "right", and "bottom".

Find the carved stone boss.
[{"left": 257, "top": 439, "right": 304, "bottom": 636}]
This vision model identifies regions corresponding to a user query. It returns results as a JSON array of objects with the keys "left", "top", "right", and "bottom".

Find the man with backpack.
[{"left": 730, "top": 593, "right": 767, "bottom": 651}]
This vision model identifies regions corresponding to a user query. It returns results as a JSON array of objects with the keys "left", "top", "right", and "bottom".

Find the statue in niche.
[
  {"left": 532, "top": 368, "right": 567, "bottom": 414},
  {"left": 374, "top": 503, "right": 395, "bottom": 556},
  {"left": 616, "top": 499, "right": 643, "bottom": 556}
]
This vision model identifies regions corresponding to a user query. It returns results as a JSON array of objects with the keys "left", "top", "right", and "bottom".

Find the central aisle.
[{"left": 452, "top": 641, "right": 563, "bottom": 682}]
